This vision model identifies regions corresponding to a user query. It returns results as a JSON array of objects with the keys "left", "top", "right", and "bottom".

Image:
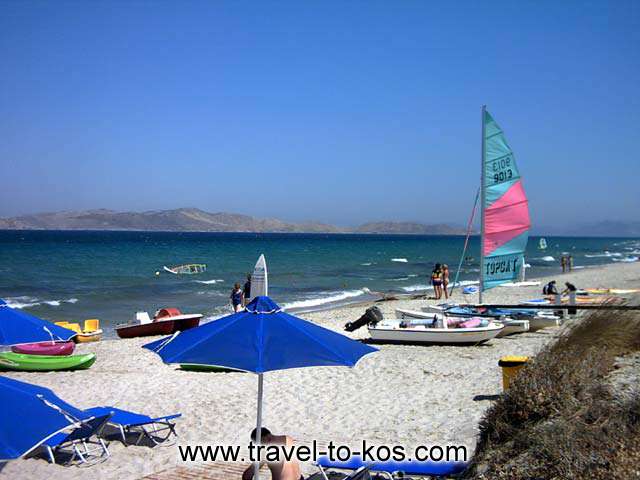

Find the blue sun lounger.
[
  {"left": 84, "top": 406, "right": 181, "bottom": 446},
  {"left": 41, "top": 413, "right": 112, "bottom": 465},
  {"left": 316, "top": 455, "right": 468, "bottom": 479}
]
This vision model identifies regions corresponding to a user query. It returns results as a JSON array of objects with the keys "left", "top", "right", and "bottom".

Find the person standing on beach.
[
  {"left": 230, "top": 283, "right": 244, "bottom": 312},
  {"left": 243, "top": 274, "right": 252, "bottom": 306},
  {"left": 441, "top": 264, "right": 450, "bottom": 299},
  {"left": 242, "top": 427, "right": 303, "bottom": 480},
  {"left": 560, "top": 255, "right": 567, "bottom": 273},
  {"left": 431, "top": 263, "right": 443, "bottom": 300},
  {"left": 568, "top": 255, "right": 574, "bottom": 272}
]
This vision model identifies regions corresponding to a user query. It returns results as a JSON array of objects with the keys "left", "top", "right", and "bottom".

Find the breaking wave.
[
  {"left": 194, "top": 279, "right": 225, "bottom": 285},
  {"left": 401, "top": 280, "right": 478, "bottom": 293},
  {"left": 282, "top": 288, "right": 371, "bottom": 310},
  {"left": 391, "top": 258, "right": 408, "bottom": 263},
  {"left": 5, "top": 296, "right": 79, "bottom": 309},
  {"left": 584, "top": 251, "right": 622, "bottom": 258}
]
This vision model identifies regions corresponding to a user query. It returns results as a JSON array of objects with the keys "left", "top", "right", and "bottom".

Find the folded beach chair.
[
  {"left": 40, "top": 413, "right": 112, "bottom": 466},
  {"left": 84, "top": 406, "right": 181, "bottom": 446},
  {"left": 315, "top": 455, "right": 467, "bottom": 480}
]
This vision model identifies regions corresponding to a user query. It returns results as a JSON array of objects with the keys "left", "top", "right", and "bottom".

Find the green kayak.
[
  {"left": 0, "top": 352, "right": 96, "bottom": 372},
  {"left": 180, "top": 364, "right": 241, "bottom": 373}
]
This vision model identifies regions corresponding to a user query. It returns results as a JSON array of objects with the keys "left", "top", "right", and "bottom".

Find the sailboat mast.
[{"left": 479, "top": 105, "right": 487, "bottom": 303}]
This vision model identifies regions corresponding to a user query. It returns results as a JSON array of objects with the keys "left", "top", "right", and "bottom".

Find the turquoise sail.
[{"left": 481, "top": 109, "right": 531, "bottom": 291}]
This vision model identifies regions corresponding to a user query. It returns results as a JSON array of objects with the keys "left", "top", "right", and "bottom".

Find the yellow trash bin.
[{"left": 498, "top": 356, "right": 529, "bottom": 390}]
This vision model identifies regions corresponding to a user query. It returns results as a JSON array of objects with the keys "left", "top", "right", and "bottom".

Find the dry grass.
[{"left": 464, "top": 309, "right": 640, "bottom": 480}]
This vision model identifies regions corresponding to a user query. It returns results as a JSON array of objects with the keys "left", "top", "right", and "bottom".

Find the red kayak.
[{"left": 12, "top": 341, "right": 75, "bottom": 356}]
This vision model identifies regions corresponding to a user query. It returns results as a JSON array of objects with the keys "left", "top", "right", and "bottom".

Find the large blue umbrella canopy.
[
  {"left": 0, "top": 299, "right": 76, "bottom": 346},
  {"left": 0, "top": 376, "right": 89, "bottom": 461},
  {"left": 144, "top": 296, "right": 377, "bottom": 479},
  {"left": 143, "top": 296, "right": 377, "bottom": 372}
]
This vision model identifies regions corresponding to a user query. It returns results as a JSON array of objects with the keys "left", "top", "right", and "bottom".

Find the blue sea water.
[{"left": 0, "top": 230, "right": 638, "bottom": 336}]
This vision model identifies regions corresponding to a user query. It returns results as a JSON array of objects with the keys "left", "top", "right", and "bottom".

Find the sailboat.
[
  {"left": 367, "top": 107, "right": 535, "bottom": 344},
  {"left": 251, "top": 254, "right": 268, "bottom": 298}
]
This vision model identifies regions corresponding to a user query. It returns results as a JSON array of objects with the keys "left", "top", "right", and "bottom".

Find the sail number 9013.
[{"left": 491, "top": 157, "right": 513, "bottom": 184}]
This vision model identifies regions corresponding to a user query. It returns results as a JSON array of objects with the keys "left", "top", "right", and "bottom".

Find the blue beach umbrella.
[
  {"left": 144, "top": 296, "right": 377, "bottom": 479},
  {"left": 0, "top": 376, "right": 89, "bottom": 461},
  {"left": 0, "top": 299, "right": 76, "bottom": 346}
]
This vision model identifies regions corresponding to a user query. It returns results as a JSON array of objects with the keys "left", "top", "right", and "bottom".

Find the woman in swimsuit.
[
  {"left": 230, "top": 283, "right": 244, "bottom": 312},
  {"left": 441, "top": 264, "right": 450, "bottom": 299},
  {"left": 431, "top": 263, "right": 443, "bottom": 300}
]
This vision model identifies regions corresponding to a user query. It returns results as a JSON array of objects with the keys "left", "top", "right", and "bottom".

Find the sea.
[{"left": 1, "top": 230, "right": 638, "bottom": 336}]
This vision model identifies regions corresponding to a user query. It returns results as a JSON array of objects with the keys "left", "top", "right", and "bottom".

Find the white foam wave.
[
  {"left": 282, "top": 288, "right": 371, "bottom": 310},
  {"left": 5, "top": 296, "right": 79, "bottom": 309},
  {"left": 401, "top": 284, "right": 431, "bottom": 292},
  {"left": 401, "top": 280, "right": 478, "bottom": 292},
  {"left": 389, "top": 277, "right": 410, "bottom": 282},
  {"left": 360, "top": 263, "right": 372, "bottom": 266},
  {"left": 584, "top": 251, "right": 622, "bottom": 258},
  {"left": 534, "top": 256, "right": 556, "bottom": 262},
  {"left": 195, "top": 279, "right": 224, "bottom": 285},
  {"left": 612, "top": 256, "right": 639, "bottom": 263},
  {"left": 391, "top": 258, "right": 408, "bottom": 263}
]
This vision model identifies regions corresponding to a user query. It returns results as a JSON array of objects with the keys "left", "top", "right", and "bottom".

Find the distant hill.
[
  {"left": 355, "top": 221, "right": 467, "bottom": 235},
  {"left": 0, "top": 208, "right": 466, "bottom": 235}
]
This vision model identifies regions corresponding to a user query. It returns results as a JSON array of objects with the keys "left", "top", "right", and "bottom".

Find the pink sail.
[{"left": 483, "top": 180, "right": 530, "bottom": 256}]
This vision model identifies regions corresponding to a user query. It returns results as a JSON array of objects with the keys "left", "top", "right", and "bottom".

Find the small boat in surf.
[{"left": 163, "top": 264, "right": 207, "bottom": 275}]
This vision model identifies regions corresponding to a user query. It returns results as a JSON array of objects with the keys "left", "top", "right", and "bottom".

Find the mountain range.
[{"left": 0, "top": 208, "right": 467, "bottom": 235}]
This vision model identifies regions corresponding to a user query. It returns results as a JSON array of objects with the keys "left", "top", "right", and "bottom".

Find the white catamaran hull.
[
  {"left": 368, "top": 320, "right": 504, "bottom": 345},
  {"left": 528, "top": 316, "right": 560, "bottom": 331},
  {"left": 496, "top": 319, "right": 530, "bottom": 337}
]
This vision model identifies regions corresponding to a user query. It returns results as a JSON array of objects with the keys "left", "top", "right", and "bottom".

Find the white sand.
[{"left": 2, "top": 262, "right": 639, "bottom": 480}]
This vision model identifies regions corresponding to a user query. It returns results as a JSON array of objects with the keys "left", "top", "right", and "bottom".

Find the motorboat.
[
  {"left": 368, "top": 317, "right": 504, "bottom": 345},
  {"left": 397, "top": 307, "right": 528, "bottom": 337},
  {"left": 116, "top": 308, "right": 202, "bottom": 339}
]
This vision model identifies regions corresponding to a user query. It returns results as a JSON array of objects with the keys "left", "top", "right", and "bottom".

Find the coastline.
[{"left": 0, "top": 260, "right": 639, "bottom": 480}]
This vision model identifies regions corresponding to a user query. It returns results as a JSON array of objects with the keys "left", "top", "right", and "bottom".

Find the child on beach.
[
  {"left": 431, "top": 264, "right": 443, "bottom": 299},
  {"left": 230, "top": 283, "right": 244, "bottom": 312},
  {"left": 442, "top": 264, "right": 450, "bottom": 299},
  {"left": 242, "top": 427, "right": 303, "bottom": 480}
]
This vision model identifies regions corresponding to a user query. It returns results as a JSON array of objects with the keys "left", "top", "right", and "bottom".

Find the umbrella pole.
[{"left": 254, "top": 373, "right": 264, "bottom": 480}]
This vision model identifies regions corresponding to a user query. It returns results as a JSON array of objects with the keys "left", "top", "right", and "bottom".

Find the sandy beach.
[{"left": 2, "top": 261, "right": 639, "bottom": 480}]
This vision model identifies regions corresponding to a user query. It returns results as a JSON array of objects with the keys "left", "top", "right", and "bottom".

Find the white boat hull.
[
  {"left": 496, "top": 319, "right": 530, "bottom": 337},
  {"left": 529, "top": 316, "right": 560, "bottom": 331},
  {"left": 368, "top": 320, "right": 504, "bottom": 345},
  {"left": 395, "top": 308, "right": 438, "bottom": 320}
]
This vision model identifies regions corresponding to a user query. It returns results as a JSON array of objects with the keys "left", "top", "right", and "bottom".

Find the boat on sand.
[
  {"left": 0, "top": 352, "right": 96, "bottom": 371},
  {"left": 396, "top": 307, "right": 528, "bottom": 337},
  {"left": 345, "top": 306, "right": 503, "bottom": 345},
  {"left": 368, "top": 317, "right": 504, "bottom": 345},
  {"left": 116, "top": 308, "right": 203, "bottom": 339},
  {"left": 11, "top": 341, "right": 75, "bottom": 356}
]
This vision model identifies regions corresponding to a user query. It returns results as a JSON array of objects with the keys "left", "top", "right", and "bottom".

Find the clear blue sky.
[{"left": 1, "top": 1, "right": 638, "bottom": 228}]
